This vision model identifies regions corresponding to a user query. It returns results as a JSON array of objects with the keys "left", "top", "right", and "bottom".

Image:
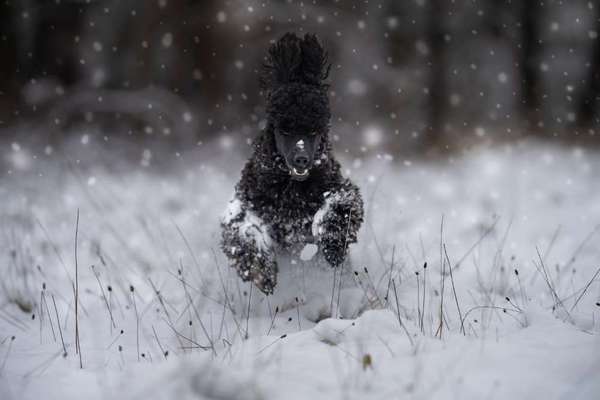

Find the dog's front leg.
[
  {"left": 312, "top": 180, "right": 364, "bottom": 267},
  {"left": 220, "top": 198, "right": 277, "bottom": 294}
]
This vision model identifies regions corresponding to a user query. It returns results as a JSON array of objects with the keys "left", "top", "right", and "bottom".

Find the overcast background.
[{"left": 0, "top": 0, "right": 599, "bottom": 157}]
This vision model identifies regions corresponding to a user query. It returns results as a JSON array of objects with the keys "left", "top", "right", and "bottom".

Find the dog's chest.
[{"left": 252, "top": 193, "right": 323, "bottom": 250}]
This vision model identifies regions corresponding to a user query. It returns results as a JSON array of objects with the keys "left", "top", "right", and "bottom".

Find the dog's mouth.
[{"left": 290, "top": 167, "right": 310, "bottom": 181}]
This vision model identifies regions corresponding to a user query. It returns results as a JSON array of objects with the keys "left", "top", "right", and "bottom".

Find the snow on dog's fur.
[{"left": 220, "top": 33, "right": 364, "bottom": 303}]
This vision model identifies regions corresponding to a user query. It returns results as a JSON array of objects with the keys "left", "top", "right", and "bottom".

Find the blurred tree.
[
  {"left": 578, "top": 3, "right": 600, "bottom": 131},
  {"left": 519, "top": 0, "right": 542, "bottom": 132},
  {"left": 424, "top": 0, "right": 447, "bottom": 151},
  {"left": 534, "top": 0, "right": 594, "bottom": 137},
  {"left": 428, "top": 0, "right": 520, "bottom": 149},
  {"left": 0, "top": 2, "right": 18, "bottom": 125},
  {"left": 385, "top": 1, "right": 429, "bottom": 154},
  {"left": 0, "top": 0, "right": 89, "bottom": 130}
]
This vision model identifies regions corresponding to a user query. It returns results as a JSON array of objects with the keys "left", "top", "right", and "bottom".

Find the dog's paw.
[
  {"left": 312, "top": 188, "right": 363, "bottom": 268},
  {"left": 249, "top": 256, "right": 278, "bottom": 295},
  {"left": 320, "top": 234, "right": 348, "bottom": 267},
  {"left": 315, "top": 205, "right": 355, "bottom": 267},
  {"left": 234, "top": 251, "right": 277, "bottom": 295}
]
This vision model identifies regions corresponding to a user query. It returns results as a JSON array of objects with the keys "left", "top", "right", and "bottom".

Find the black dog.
[{"left": 221, "top": 33, "right": 364, "bottom": 295}]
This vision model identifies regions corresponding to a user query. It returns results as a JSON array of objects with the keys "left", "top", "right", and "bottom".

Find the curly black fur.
[
  {"left": 220, "top": 33, "right": 364, "bottom": 295},
  {"left": 259, "top": 32, "right": 331, "bottom": 91}
]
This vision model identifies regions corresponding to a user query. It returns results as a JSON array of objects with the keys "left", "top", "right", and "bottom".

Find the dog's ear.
[
  {"left": 260, "top": 33, "right": 330, "bottom": 93},
  {"left": 299, "top": 34, "right": 331, "bottom": 86},
  {"left": 259, "top": 33, "right": 302, "bottom": 91}
]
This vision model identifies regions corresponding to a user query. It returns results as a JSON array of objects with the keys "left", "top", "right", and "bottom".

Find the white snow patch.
[
  {"left": 300, "top": 243, "right": 318, "bottom": 261},
  {"left": 223, "top": 197, "right": 272, "bottom": 251},
  {"left": 312, "top": 192, "right": 336, "bottom": 237},
  {"left": 1, "top": 140, "right": 600, "bottom": 400}
]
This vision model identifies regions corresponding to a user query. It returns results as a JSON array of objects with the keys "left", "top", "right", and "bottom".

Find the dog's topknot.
[{"left": 259, "top": 33, "right": 331, "bottom": 93}]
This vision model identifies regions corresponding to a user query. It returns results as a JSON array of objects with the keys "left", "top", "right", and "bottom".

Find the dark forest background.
[{"left": 1, "top": 0, "right": 599, "bottom": 156}]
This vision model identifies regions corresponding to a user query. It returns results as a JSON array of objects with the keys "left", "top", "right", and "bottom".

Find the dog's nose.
[{"left": 293, "top": 154, "right": 310, "bottom": 169}]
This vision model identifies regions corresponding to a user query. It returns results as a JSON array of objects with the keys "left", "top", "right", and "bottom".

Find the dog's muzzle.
[{"left": 288, "top": 139, "right": 312, "bottom": 180}]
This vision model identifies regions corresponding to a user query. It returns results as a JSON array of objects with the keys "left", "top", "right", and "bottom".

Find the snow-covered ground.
[{"left": 1, "top": 137, "right": 599, "bottom": 400}]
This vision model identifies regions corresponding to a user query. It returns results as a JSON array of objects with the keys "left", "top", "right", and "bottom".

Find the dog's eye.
[
  {"left": 279, "top": 130, "right": 291, "bottom": 136},
  {"left": 309, "top": 131, "right": 318, "bottom": 136}
]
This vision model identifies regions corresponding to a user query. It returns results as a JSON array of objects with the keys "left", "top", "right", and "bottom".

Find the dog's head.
[{"left": 260, "top": 33, "right": 331, "bottom": 181}]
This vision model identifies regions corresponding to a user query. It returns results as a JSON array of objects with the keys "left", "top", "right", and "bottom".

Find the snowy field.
[{"left": 1, "top": 137, "right": 599, "bottom": 400}]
